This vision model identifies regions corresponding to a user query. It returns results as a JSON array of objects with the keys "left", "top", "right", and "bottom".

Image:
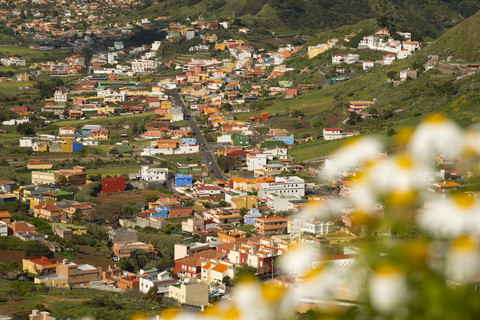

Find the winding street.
[{"left": 172, "top": 91, "right": 225, "bottom": 181}]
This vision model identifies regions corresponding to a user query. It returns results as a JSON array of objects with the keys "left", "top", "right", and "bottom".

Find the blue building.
[
  {"left": 244, "top": 209, "right": 262, "bottom": 225},
  {"left": 273, "top": 134, "right": 294, "bottom": 146},
  {"left": 181, "top": 138, "right": 197, "bottom": 146},
  {"left": 175, "top": 174, "right": 193, "bottom": 187},
  {"left": 0, "top": 192, "right": 16, "bottom": 205}
]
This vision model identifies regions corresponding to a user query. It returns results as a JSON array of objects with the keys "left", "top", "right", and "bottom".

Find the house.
[
  {"left": 0, "top": 192, "right": 16, "bottom": 205},
  {"left": 226, "top": 242, "right": 281, "bottom": 274},
  {"left": 173, "top": 257, "right": 203, "bottom": 278},
  {"left": 34, "top": 274, "right": 69, "bottom": 288},
  {"left": 0, "top": 221, "right": 7, "bottom": 236},
  {"left": 22, "top": 256, "right": 58, "bottom": 275},
  {"left": 29, "top": 310, "right": 56, "bottom": 320},
  {"left": 254, "top": 216, "right": 290, "bottom": 235},
  {"left": 257, "top": 176, "right": 305, "bottom": 199},
  {"left": 139, "top": 270, "right": 177, "bottom": 294},
  {"left": 9, "top": 221, "right": 36, "bottom": 236},
  {"left": 201, "top": 260, "right": 235, "bottom": 284},
  {"left": 0, "top": 211, "right": 11, "bottom": 223},
  {"left": 54, "top": 91, "right": 68, "bottom": 103},
  {"left": 244, "top": 209, "right": 262, "bottom": 225},
  {"left": 33, "top": 205, "right": 61, "bottom": 222},
  {"left": 175, "top": 174, "right": 193, "bottom": 187},
  {"left": 400, "top": 69, "right": 417, "bottom": 81},
  {"left": 27, "top": 161, "right": 53, "bottom": 170},
  {"left": 323, "top": 128, "right": 359, "bottom": 140},
  {"left": 174, "top": 243, "right": 212, "bottom": 260},
  {"left": 193, "top": 185, "right": 222, "bottom": 198},
  {"left": 52, "top": 225, "right": 73, "bottom": 241},
  {"left": 101, "top": 176, "right": 126, "bottom": 193},
  {"left": 56, "top": 259, "right": 101, "bottom": 287},
  {"left": 230, "top": 195, "right": 259, "bottom": 210},
  {"left": 285, "top": 88, "right": 298, "bottom": 99},
  {"left": 88, "top": 127, "right": 109, "bottom": 140},
  {"left": 247, "top": 153, "right": 268, "bottom": 171},
  {"left": 362, "top": 61, "right": 375, "bottom": 70},
  {"left": 112, "top": 241, "right": 157, "bottom": 260},
  {"left": 108, "top": 229, "right": 138, "bottom": 243},
  {"left": 348, "top": 101, "right": 374, "bottom": 113},
  {"left": 168, "top": 281, "right": 209, "bottom": 307},
  {"left": 215, "top": 230, "right": 245, "bottom": 245},
  {"left": 140, "top": 166, "right": 168, "bottom": 181}
]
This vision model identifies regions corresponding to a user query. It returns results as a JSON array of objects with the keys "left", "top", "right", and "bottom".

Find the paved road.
[{"left": 172, "top": 91, "right": 225, "bottom": 181}]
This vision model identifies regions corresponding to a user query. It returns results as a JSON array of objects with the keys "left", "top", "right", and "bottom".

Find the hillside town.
[{"left": 1, "top": 0, "right": 480, "bottom": 319}]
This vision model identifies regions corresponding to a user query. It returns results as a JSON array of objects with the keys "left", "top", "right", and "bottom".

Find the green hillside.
[
  {"left": 133, "top": 0, "right": 479, "bottom": 38},
  {"left": 424, "top": 11, "right": 480, "bottom": 61}
]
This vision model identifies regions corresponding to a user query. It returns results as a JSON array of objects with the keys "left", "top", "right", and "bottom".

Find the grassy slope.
[
  {"left": 131, "top": 0, "right": 475, "bottom": 38},
  {"left": 424, "top": 11, "right": 480, "bottom": 62}
]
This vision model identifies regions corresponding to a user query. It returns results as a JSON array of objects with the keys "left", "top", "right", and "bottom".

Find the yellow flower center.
[
  {"left": 452, "top": 236, "right": 475, "bottom": 251},
  {"left": 388, "top": 189, "right": 417, "bottom": 206},
  {"left": 303, "top": 265, "right": 326, "bottom": 280},
  {"left": 424, "top": 113, "right": 447, "bottom": 124},
  {"left": 396, "top": 154, "right": 414, "bottom": 169},
  {"left": 130, "top": 313, "right": 148, "bottom": 320},
  {"left": 395, "top": 127, "right": 414, "bottom": 146},
  {"left": 453, "top": 193, "right": 475, "bottom": 208},
  {"left": 261, "top": 284, "right": 285, "bottom": 303},
  {"left": 203, "top": 304, "right": 220, "bottom": 316},
  {"left": 162, "top": 308, "right": 179, "bottom": 320},
  {"left": 223, "top": 306, "right": 241, "bottom": 320},
  {"left": 375, "top": 262, "right": 399, "bottom": 276}
]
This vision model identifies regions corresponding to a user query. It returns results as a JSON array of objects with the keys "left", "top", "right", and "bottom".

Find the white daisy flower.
[
  {"left": 368, "top": 263, "right": 408, "bottom": 314},
  {"left": 322, "top": 136, "right": 384, "bottom": 180},
  {"left": 407, "top": 114, "right": 464, "bottom": 165},
  {"left": 278, "top": 244, "right": 321, "bottom": 276},
  {"left": 418, "top": 193, "right": 480, "bottom": 237},
  {"left": 446, "top": 236, "right": 480, "bottom": 284}
]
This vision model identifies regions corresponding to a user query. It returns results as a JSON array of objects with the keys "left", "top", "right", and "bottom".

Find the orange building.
[{"left": 254, "top": 216, "right": 290, "bottom": 235}]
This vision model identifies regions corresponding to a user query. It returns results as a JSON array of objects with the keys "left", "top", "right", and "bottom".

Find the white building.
[
  {"left": 258, "top": 176, "right": 305, "bottom": 199},
  {"left": 201, "top": 260, "right": 235, "bottom": 285},
  {"left": 132, "top": 59, "right": 158, "bottom": 73},
  {"left": 362, "top": 61, "right": 375, "bottom": 70},
  {"left": 0, "top": 221, "right": 8, "bottom": 237},
  {"left": 323, "top": 128, "right": 359, "bottom": 140},
  {"left": 139, "top": 270, "right": 177, "bottom": 294},
  {"left": 246, "top": 153, "right": 268, "bottom": 171},
  {"left": 140, "top": 166, "right": 168, "bottom": 181},
  {"left": 54, "top": 91, "right": 68, "bottom": 103},
  {"left": 151, "top": 41, "right": 162, "bottom": 51},
  {"left": 3, "top": 118, "right": 29, "bottom": 126},
  {"left": 301, "top": 219, "right": 333, "bottom": 235},
  {"left": 114, "top": 41, "right": 124, "bottom": 50},
  {"left": 19, "top": 137, "right": 34, "bottom": 147},
  {"left": 1, "top": 57, "right": 26, "bottom": 66}
]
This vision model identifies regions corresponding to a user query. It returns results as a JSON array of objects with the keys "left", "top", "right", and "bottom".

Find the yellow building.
[
  {"left": 31, "top": 171, "right": 61, "bottom": 185},
  {"left": 23, "top": 257, "right": 58, "bottom": 275},
  {"left": 169, "top": 282, "right": 208, "bottom": 307},
  {"left": 34, "top": 274, "right": 69, "bottom": 288},
  {"left": 215, "top": 43, "right": 227, "bottom": 51},
  {"left": 36, "top": 143, "right": 50, "bottom": 153},
  {"left": 230, "top": 196, "right": 258, "bottom": 210},
  {"left": 308, "top": 45, "right": 329, "bottom": 59},
  {"left": 97, "top": 106, "right": 116, "bottom": 115},
  {"left": 28, "top": 196, "right": 54, "bottom": 210}
]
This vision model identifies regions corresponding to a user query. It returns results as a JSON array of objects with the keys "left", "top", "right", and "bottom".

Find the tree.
[
  {"left": 24, "top": 241, "right": 52, "bottom": 259},
  {"left": 234, "top": 264, "right": 257, "bottom": 282},
  {"left": 144, "top": 192, "right": 159, "bottom": 204},
  {"left": 346, "top": 112, "right": 362, "bottom": 125},
  {"left": 387, "top": 71, "right": 397, "bottom": 80},
  {"left": 222, "top": 275, "right": 233, "bottom": 286},
  {"left": 143, "top": 285, "right": 163, "bottom": 303}
]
